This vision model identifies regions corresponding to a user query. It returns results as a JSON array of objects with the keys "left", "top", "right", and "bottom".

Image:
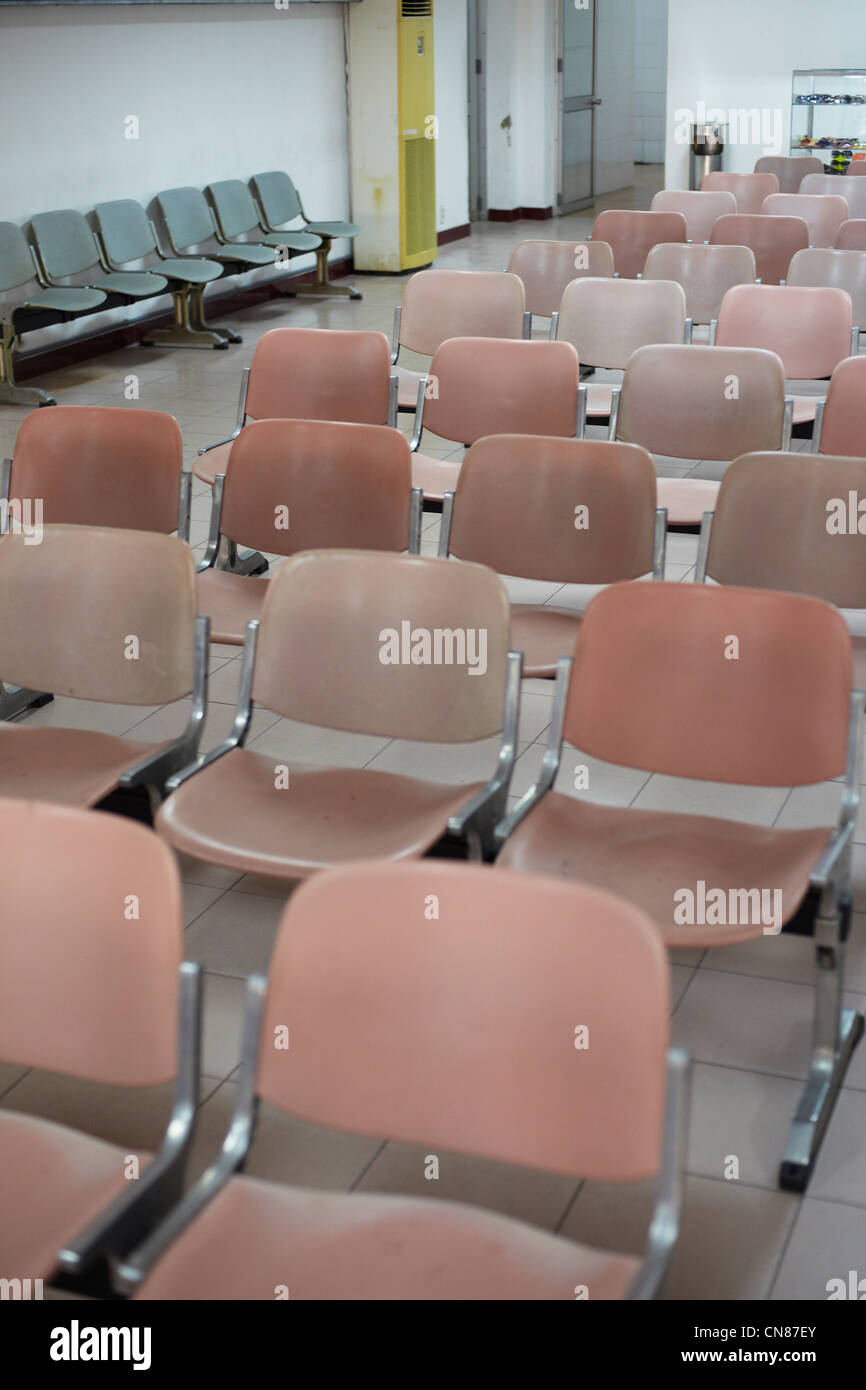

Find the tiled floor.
[{"left": 2, "top": 165, "right": 863, "bottom": 1301}]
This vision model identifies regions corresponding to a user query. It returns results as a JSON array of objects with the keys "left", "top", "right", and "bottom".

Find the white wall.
[
  {"left": 434, "top": 0, "right": 470, "bottom": 232},
  {"left": 666, "top": 0, "right": 866, "bottom": 187},
  {"left": 593, "top": 0, "right": 635, "bottom": 195},
  {"left": 0, "top": 2, "right": 349, "bottom": 342},
  {"left": 634, "top": 0, "right": 667, "bottom": 164}
]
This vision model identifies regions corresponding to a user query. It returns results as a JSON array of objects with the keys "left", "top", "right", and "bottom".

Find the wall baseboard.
[
  {"left": 14, "top": 257, "right": 356, "bottom": 383},
  {"left": 487, "top": 206, "right": 554, "bottom": 222},
  {"left": 437, "top": 223, "right": 471, "bottom": 246}
]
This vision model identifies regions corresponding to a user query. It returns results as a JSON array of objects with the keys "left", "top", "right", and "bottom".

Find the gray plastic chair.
[
  {"left": 94, "top": 200, "right": 231, "bottom": 350},
  {"left": 30, "top": 210, "right": 169, "bottom": 306},
  {"left": 0, "top": 222, "right": 106, "bottom": 408},
  {"left": 206, "top": 180, "right": 321, "bottom": 272},
  {"left": 250, "top": 170, "right": 362, "bottom": 300}
]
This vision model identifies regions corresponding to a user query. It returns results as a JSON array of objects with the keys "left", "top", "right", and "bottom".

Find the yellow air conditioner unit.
[{"left": 349, "top": 0, "right": 437, "bottom": 272}]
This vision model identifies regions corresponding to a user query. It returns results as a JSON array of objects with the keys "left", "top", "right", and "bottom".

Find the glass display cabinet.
[{"left": 792, "top": 69, "right": 866, "bottom": 171}]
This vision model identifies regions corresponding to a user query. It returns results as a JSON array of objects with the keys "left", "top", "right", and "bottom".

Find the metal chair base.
[
  {"left": 216, "top": 537, "right": 269, "bottom": 577},
  {"left": 286, "top": 281, "right": 362, "bottom": 301},
  {"left": 0, "top": 379, "right": 56, "bottom": 407},
  {"left": 142, "top": 324, "right": 230, "bottom": 351},
  {"left": 0, "top": 685, "right": 53, "bottom": 718},
  {"left": 780, "top": 1005, "right": 864, "bottom": 1192}
]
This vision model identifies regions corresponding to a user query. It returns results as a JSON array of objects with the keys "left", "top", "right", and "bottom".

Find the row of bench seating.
[{"left": 0, "top": 172, "right": 360, "bottom": 408}]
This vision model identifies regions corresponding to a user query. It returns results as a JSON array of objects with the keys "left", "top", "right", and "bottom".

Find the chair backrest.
[
  {"left": 399, "top": 269, "right": 526, "bottom": 355},
  {"left": 246, "top": 327, "right": 391, "bottom": 425},
  {"left": 847, "top": 163, "right": 866, "bottom": 177},
  {"left": 0, "top": 798, "right": 182, "bottom": 1085},
  {"left": 755, "top": 154, "right": 825, "bottom": 194},
  {"left": 836, "top": 219, "right": 866, "bottom": 251},
  {"left": 820, "top": 355, "right": 866, "bottom": 457},
  {"left": 701, "top": 170, "right": 779, "bottom": 213},
  {"left": 423, "top": 337, "right": 579, "bottom": 444},
  {"left": 93, "top": 200, "right": 156, "bottom": 265},
  {"left": 448, "top": 435, "right": 657, "bottom": 584},
  {"left": 30, "top": 210, "right": 98, "bottom": 278},
  {"left": 0, "top": 222, "right": 39, "bottom": 294},
  {"left": 650, "top": 188, "right": 737, "bottom": 243},
  {"left": 563, "top": 581, "right": 851, "bottom": 787},
  {"left": 715, "top": 282, "right": 853, "bottom": 378},
  {"left": 9, "top": 406, "right": 183, "bottom": 533},
  {"left": 257, "top": 860, "right": 669, "bottom": 1181},
  {"left": 557, "top": 277, "right": 686, "bottom": 369},
  {"left": 709, "top": 212, "right": 809, "bottom": 285},
  {"left": 787, "top": 248, "right": 866, "bottom": 328},
  {"left": 252, "top": 549, "right": 510, "bottom": 742},
  {"left": 156, "top": 187, "right": 215, "bottom": 251},
  {"left": 643, "top": 242, "right": 756, "bottom": 323},
  {"left": 761, "top": 193, "right": 849, "bottom": 249},
  {"left": 206, "top": 180, "right": 259, "bottom": 240},
  {"left": 591, "top": 209, "right": 687, "bottom": 278},
  {"left": 219, "top": 419, "right": 412, "bottom": 555},
  {"left": 705, "top": 450, "right": 866, "bottom": 610},
  {"left": 800, "top": 173, "right": 866, "bottom": 221},
  {"left": 0, "top": 525, "right": 195, "bottom": 703},
  {"left": 506, "top": 239, "right": 614, "bottom": 317},
  {"left": 249, "top": 170, "right": 304, "bottom": 226},
  {"left": 617, "top": 344, "right": 786, "bottom": 460}
]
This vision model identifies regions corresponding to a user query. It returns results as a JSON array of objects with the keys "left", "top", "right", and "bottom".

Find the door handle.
[{"left": 590, "top": 97, "right": 602, "bottom": 106}]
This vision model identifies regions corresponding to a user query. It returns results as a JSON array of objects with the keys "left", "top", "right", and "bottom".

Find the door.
[
  {"left": 558, "top": 0, "right": 599, "bottom": 212},
  {"left": 467, "top": 0, "right": 487, "bottom": 222}
]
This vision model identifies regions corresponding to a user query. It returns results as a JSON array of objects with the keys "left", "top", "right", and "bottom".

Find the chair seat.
[
  {"left": 23, "top": 286, "right": 106, "bottom": 313},
  {"left": 304, "top": 220, "right": 361, "bottom": 240},
  {"left": 511, "top": 605, "right": 584, "bottom": 679},
  {"left": 586, "top": 383, "right": 615, "bottom": 417},
  {"left": 852, "top": 635, "right": 866, "bottom": 690},
  {"left": 411, "top": 452, "right": 463, "bottom": 502},
  {"left": 0, "top": 1110, "right": 140, "bottom": 1280},
  {"left": 91, "top": 271, "right": 168, "bottom": 298},
  {"left": 220, "top": 243, "right": 275, "bottom": 266},
  {"left": 196, "top": 569, "right": 269, "bottom": 645},
  {"left": 259, "top": 231, "right": 321, "bottom": 253},
  {"left": 791, "top": 395, "right": 819, "bottom": 426},
  {"left": 194, "top": 441, "right": 234, "bottom": 486},
  {"left": 656, "top": 476, "right": 721, "bottom": 528},
  {"left": 133, "top": 1171, "right": 637, "bottom": 1301},
  {"left": 498, "top": 792, "right": 830, "bottom": 947},
  {"left": 0, "top": 725, "right": 167, "bottom": 806},
  {"left": 156, "top": 749, "right": 482, "bottom": 880},
  {"left": 158, "top": 257, "right": 223, "bottom": 285},
  {"left": 397, "top": 365, "right": 425, "bottom": 410}
]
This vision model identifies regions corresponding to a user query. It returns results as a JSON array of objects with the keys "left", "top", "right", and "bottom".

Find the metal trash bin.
[{"left": 690, "top": 122, "right": 726, "bottom": 190}]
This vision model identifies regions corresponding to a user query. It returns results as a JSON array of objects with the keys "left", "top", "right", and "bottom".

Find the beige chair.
[
  {"left": 0, "top": 798, "right": 201, "bottom": 1291},
  {"left": 0, "top": 525, "right": 207, "bottom": 807},
  {"left": 701, "top": 170, "right": 779, "bottom": 213},
  {"left": 156, "top": 549, "right": 521, "bottom": 874},
  {"left": 554, "top": 276, "right": 689, "bottom": 420},
  {"left": 116, "top": 859, "right": 688, "bottom": 1301},
  {"left": 761, "top": 193, "right": 850, "bottom": 249},
  {"left": 495, "top": 578, "right": 862, "bottom": 1192},
  {"left": 197, "top": 419, "right": 422, "bottom": 644},
  {"left": 506, "top": 238, "right": 614, "bottom": 320},
  {"left": 754, "top": 154, "right": 825, "bottom": 194},
  {"left": 650, "top": 188, "right": 737, "bottom": 243},
  {"left": 390, "top": 267, "right": 529, "bottom": 409},
  {"left": 696, "top": 449, "right": 866, "bottom": 688},
  {"left": 409, "top": 336, "right": 581, "bottom": 501},
  {"left": 609, "top": 342, "right": 792, "bottom": 527},
  {"left": 439, "top": 434, "right": 666, "bottom": 677},
  {"left": 643, "top": 242, "right": 756, "bottom": 325},
  {"left": 787, "top": 247, "right": 866, "bottom": 330}
]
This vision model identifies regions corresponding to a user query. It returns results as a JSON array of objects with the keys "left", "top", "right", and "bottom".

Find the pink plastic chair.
[
  {"left": 116, "top": 860, "right": 688, "bottom": 1301},
  {"left": 702, "top": 170, "right": 779, "bottom": 213},
  {"left": 813, "top": 355, "right": 866, "bottom": 457},
  {"left": 650, "top": 189, "right": 736, "bottom": 243},
  {"left": 836, "top": 220, "right": 866, "bottom": 251},
  {"left": 754, "top": 155, "right": 824, "bottom": 194},
  {"left": 846, "top": 162, "right": 866, "bottom": 176},
  {"left": 591, "top": 209, "right": 687, "bottom": 278},
  {"left": 761, "top": 193, "right": 849, "bottom": 249},
  {"left": 506, "top": 239, "right": 614, "bottom": 320},
  {"left": 714, "top": 283, "right": 855, "bottom": 426},
  {"left": 799, "top": 173, "right": 866, "bottom": 222},
  {"left": 709, "top": 212, "right": 809, "bottom": 285}
]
